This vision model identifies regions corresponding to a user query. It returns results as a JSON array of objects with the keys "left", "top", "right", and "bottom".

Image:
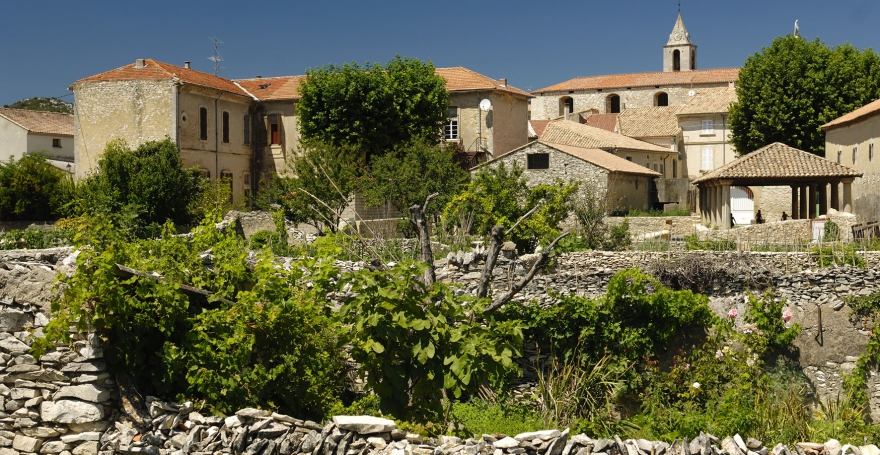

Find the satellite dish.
[
  {"left": 479, "top": 99, "right": 492, "bottom": 111},
  {"left": 688, "top": 90, "right": 696, "bottom": 96}
]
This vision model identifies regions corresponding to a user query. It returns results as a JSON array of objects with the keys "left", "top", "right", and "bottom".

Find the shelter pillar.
[
  {"left": 819, "top": 184, "right": 828, "bottom": 216},
  {"left": 720, "top": 180, "right": 732, "bottom": 229},
  {"left": 707, "top": 184, "right": 715, "bottom": 226},
  {"left": 791, "top": 186, "right": 799, "bottom": 220},
  {"left": 808, "top": 183, "right": 817, "bottom": 219},
  {"left": 830, "top": 181, "right": 840, "bottom": 211},
  {"left": 799, "top": 185, "right": 808, "bottom": 220},
  {"left": 698, "top": 186, "right": 705, "bottom": 224},
  {"left": 842, "top": 178, "right": 853, "bottom": 213},
  {"left": 714, "top": 183, "right": 722, "bottom": 227}
]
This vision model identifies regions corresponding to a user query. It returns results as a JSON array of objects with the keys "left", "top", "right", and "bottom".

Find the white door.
[{"left": 730, "top": 186, "right": 754, "bottom": 225}]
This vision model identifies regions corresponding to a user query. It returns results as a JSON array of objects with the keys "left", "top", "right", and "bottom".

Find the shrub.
[
  {"left": 0, "top": 227, "right": 70, "bottom": 250},
  {"left": 824, "top": 221, "right": 840, "bottom": 241},
  {"left": 0, "top": 153, "right": 68, "bottom": 221},
  {"left": 450, "top": 399, "right": 545, "bottom": 439},
  {"left": 684, "top": 235, "right": 736, "bottom": 251}
]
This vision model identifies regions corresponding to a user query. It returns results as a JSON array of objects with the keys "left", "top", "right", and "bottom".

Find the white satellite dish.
[
  {"left": 688, "top": 90, "right": 696, "bottom": 96},
  {"left": 479, "top": 99, "right": 492, "bottom": 111}
]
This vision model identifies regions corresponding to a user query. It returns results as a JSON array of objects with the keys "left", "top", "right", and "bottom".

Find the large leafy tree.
[
  {"left": 361, "top": 141, "right": 469, "bottom": 216},
  {"left": 0, "top": 153, "right": 68, "bottom": 221},
  {"left": 65, "top": 138, "right": 203, "bottom": 236},
  {"left": 730, "top": 35, "right": 880, "bottom": 156},
  {"left": 297, "top": 56, "right": 450, "bottom": 159}
]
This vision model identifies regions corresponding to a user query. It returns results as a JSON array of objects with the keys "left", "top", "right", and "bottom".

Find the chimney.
[
  {"left": 255, "top": 75, "right": 262, "bottom": 78},
  {"left": 135, "top": 59, "right": 146, "bottom": 68},
  {"left": 184, "top": 61, "right": 191, "bottom": 69},
  {"left": 500, "top": 78, "right": 507, "bottom": 87}
]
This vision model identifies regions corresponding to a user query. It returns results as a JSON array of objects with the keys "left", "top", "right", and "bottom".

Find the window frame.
[
  {"left": 199, "top": 107, "right": 208, "bottom": 141},
  {"left": 701, "top": 146, "right": 714, "bottom": 170},
  {"left": 701, "top": 119, "right": 714, "bottom": 135},
  {"left": 526, "top": 153, "right": 550, "bottom": 170},
  {"left": 243, "top": 114, "right": 251, "bottom": 145},
  {"left": 52, "top": 138, "right": 62, "bottom": 148},
  {"left": 221, "top": 111, "right": 230, "bottom": 144},
  {"left": 268, "top": 114, "right": 280, "bottom": 145}
]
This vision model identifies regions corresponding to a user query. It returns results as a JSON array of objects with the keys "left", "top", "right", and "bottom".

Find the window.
[
  {"left": 625, "top": 156, "right": 633, "bottom": 162},
  {"left": 52, "top": 139, "right": 61, "bottom": 148},
  {"left": 655, "top": 92, "right": 669, "bottom": 107},
  {"left": 837, "top": 147, "right": 842, "bottom": 164},
  {"left": 607, "top": 94, "right": 621, "bottom": 114},
  {"left": 672, "top": 159, "right": 677, "bottom": 178},
  {"left": 701, "top": 119, "right": 714, "bottom": 134},
  {"left": 871, "top": 142, "right": 875, "bottom": 162},
  {"left": 220, "top": 170, "right": 234, "bottom": 202},
  {"left": 243, "top": 114, "right": 251, "bottom": 145},
  {"left": 527, "top": 153, "right": 550, "bottom": 169},
  {"left": 200, "top": 168, "right": 211, "bottom": 179},
  {"left": 244, "top": 173, "right": 251, "bottom": 186},
  {"left": 853, "top": 146, "right": 858, "bottom": 164},
  {"left": 444, "top": 107, "right": 459, "bottom": 141},
  {"left": 269, "top": 114, "right": 280, "bottom": 145},
  {"left": 701, "top": 147, "right": 714, "bottom": 170},
  {"left": 199, "top": 107, "right": 208, "bottom": 140},
  {"left": 222, "top": 111, "right": 230, "bottom": 143},
  {"left": 672, "top": 50, "right": 681, "bottom": 72},
  {"left": 560, "top": 97, "right": 574, "bottom": 117}
]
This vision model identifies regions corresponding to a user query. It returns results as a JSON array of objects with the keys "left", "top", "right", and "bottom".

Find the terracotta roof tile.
[
  {"left": 533, "top": 68, "right": 740, "bottom": 94},
  {"left": 692, "top": 142, "right": 862, "bottom": 184},
  {"left": 529, "top": 119, "right": 551, "bottom": 138},
  {"left": 821, "top": 97, "right": 880, "bottom": 130},
  {"left": 677, "top": 87, "right": 737, "bottom": 115},
  {"left": 74, "top": 59, "right": 251, "bottom": 98},
  {"left": 234, "top": 76, "right": 306, "bottom": 101},
  {"left": 540, "top": 141, "right": 662, "bottom": 176},
  {"left": 435, "top": 67, "right": 532, "bottom": 98},
  {"left": 582, "top": 113, "right": 619, "bottom": 132},
  {"left": 540, "top": 120, "right": 673, "bottom": 153},
  {"left": 617, "top": 106, "right": 681, "bottom": 138},
  {"left": 0, "top": 108, "right": 73, "bottom": 136}
]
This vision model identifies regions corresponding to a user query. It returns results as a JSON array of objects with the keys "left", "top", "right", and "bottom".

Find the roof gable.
[
  {"left": 692, "top": 142, "right": 862, "bottom": 184},
  {"left": 74, "top": 59, "right": 251, "bottom": 98},
  {"left": 582, "top": 113, "right": 619, "bottom": 132},
  {"left": 540, "top": 120, "right": 673, "bottom": 153},
  {"left": 0, "top": 108, "right": 73, "bottom": 136},
  {"left": 617, "top": 106, "right": 681, "bottom": 138}
]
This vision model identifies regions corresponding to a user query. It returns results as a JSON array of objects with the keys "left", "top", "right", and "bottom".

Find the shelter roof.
[
  {"left": 821, "top": 98, "right": 880, "bottom": 131},
  {"left": 540, "top": 120, "right": 673, "bottom": 153},
  {"left": 532, "top": 67, "right": 739, "bottom": 94},
  {"left": 73, "top": 59, "right": 252, "bottom": 98},
  {"left": 617, "top": 106, "right": 681, "bottom": 137},
  {"left": 436, "top": 67, "right": 532, "bottom": 97},
  {"left": 0, "top": 108, "right": 73, "bottom": 136},
  {"left": 234, "top": 76, "right": 306, "bottom": 101},
  {"left": 692, "top": 142, "right": 862, "bottom": 184},
  {"left": 677, "top": 87, "right": 737, "bottom": 115}
]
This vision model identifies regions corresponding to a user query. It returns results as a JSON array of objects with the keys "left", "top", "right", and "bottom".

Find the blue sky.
[{"left": 1, "top": 0, "right": 878, "bottom": 106}]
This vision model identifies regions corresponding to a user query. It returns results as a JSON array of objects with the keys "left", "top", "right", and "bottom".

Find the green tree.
[
  {"left": 0, "top": 153, "right": 68, "bottom": 221},
  {"left": 730, "top": 35, "right": 880, "bottom": 156},
  {"left": 297, "top": 56, "right": 450, "bottom": 158},
  {"left": 443, "top": 162, "right": 578, "bottom": 251},
  {"left": 4, "top": 97, "right": 73, "bottom": 114},
  {"left": 65, "top": 138, "right": 203, "bottom": 236},
  {"left": 362, "top": 140, "right": 469, "bottom": 216},
  {"left": 258, "top": 142, "right": 362, "bottom": 234}
]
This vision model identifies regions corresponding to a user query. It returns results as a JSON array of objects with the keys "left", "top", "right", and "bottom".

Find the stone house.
[
  {"left": 822, "top": 98, "right": 880, "bottom": 222},
  {"left": 435, "top": 67, "right": 531, "bottom": 163},
  {"left": 676, "top": 87, "right": 738, "bottom": 179},
  {"left": 0, "top": 108, "right": 74, "bottom": 172},
  {"left": 530, "top": 13, "right": 738, "bottom": 120},
  {"left": 616, "top": 106, "right": 682, "bottom": 176},
  {"left": 474, "top": 140, "right": 661, "bottom": 212}
]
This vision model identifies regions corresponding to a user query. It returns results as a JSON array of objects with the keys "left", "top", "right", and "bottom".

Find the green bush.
[
  {"left": 824, "top": 221, "right": 840, "bottom": 241},
  {"left": 684, "top": 235, "right": 736, "bottom": 251},
  {"left": 0, "top": 153, "right": 69, "bottom": 221},
  {"left": 812, "top": 243, "right": 866, "bottom": 268},
  {"left": 0, "top": 227, "right": 70, "bottom": 250},
  {"left": 40, "top": 216, "right": 346, "bottom": 419},
  {"left": 626, "top": 206, "right": 692, "bottom": 217},
  {"left": 450, "top": 399, "right": 545, "bottom": 438}
]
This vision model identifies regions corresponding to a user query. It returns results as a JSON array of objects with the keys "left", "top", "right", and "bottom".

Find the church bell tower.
[{"left": 663, "top": 13, "right": 697, "bottom": 72}]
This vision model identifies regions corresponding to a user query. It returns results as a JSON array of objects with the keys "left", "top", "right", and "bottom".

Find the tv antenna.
[{"left": 208, "top": 37, "right": 225, "bottom": 75}]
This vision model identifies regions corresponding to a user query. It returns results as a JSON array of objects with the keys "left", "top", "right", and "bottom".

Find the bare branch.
[
  {"left": 485, "top": 232, "right": 569, "bottom": 313},
  {"left": 422, "top": 192, "right": 439, "bottom": 214},
  {"left": 506, "top": 204, "right": 542, "bottom": 236},
  {"left": 409, "top": 193, "right": 437, "bottom": 286},
  {"left": 298, "top": 186, "right": 383, "bottom": 261},
  {"left": 476, "top": 226, "right": 505, "bottom": 299}
]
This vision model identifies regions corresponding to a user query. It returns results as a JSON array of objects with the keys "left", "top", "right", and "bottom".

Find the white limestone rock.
[
  {"left": 40, "top": 400, "right": 104, "bottom": 424},
  {"left": 514, "top": 430, "right": 561, "bottom": 442},
  {"left": 493, "top": 438, "right": 520, "bottom": 449},
  {"left": 13, "top": 434, "right": 42, "bottom": 453},
  {"left": 54, "top": 385, "right": 110, "bottom": 403},
  {"left": 332, "top": 415, "right": 396, "bottom": 434}
]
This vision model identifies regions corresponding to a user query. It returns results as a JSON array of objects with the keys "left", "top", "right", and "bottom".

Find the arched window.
[
  {"left": 655, "top": 92, "right": 669, "bottom": 107},
  {"left": 691, "top": 49, "right": 696, "bottom": 70},
  {"left": 606, "top": 94, "right": 621, "bottom": 114},
  {"left": 672, "top": 50, "right": 681, "bottom": 72},
  {"left": 559, "top": 97, "right": 574, "bottom": 117}
]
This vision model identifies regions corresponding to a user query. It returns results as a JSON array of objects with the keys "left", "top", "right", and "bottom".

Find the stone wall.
[
  {"left": 606, "top": 216, "right": 700, "bottom": 238},
  {"left": 0, "top": 248, "right": 116, "bottom": 455}
]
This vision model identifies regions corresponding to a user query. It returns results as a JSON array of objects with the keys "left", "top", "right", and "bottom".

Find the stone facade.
[{"left": 824, "top": 108, "right": 880, "bottom": 222}]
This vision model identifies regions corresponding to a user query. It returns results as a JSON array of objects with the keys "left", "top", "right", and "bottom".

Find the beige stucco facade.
[
  {"left": 824, "top": 113, "right": 880, "bottom": 222},
  {"left": 679, "top": 112, "right": 735, "bottom": 179},
  {"left": 446, "top": 90, "right": 529, "bottom": 158}
]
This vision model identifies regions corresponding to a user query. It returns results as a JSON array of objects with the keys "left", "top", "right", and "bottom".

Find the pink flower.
[
  {"left": 728, "top": 308, "right": 738, "bottom": 319},
  {"left": 782, "top": 310, "right": 793, "bottom": 322},
  {"left": 715, "top": 349, "right": 724, "bottom": 360}
]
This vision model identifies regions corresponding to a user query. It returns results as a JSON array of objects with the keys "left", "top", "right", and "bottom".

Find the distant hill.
[{"left": 3, "top": 97, "right": 73, "bottom": 114}]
